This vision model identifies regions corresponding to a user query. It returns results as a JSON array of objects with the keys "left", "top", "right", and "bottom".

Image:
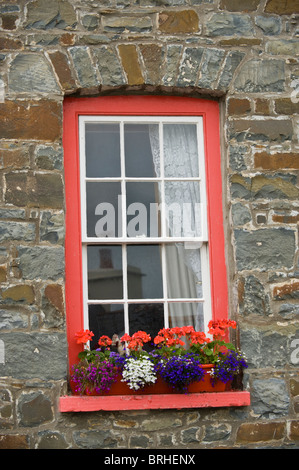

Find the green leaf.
[
  {"left": 225, "top": 343, "right": 236, "bottom": 351},
  {"left": 78, "top": 351, "right": 88, "bottom": 359}
]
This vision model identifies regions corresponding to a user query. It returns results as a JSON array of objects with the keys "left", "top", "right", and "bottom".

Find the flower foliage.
[{"left": 71, "top": 320, "right": 247, "bottom": 395}]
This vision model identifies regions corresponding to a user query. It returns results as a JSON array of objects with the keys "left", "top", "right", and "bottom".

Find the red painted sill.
[{"left": 59, "top": 391, "right": 250, "bottom": 412}]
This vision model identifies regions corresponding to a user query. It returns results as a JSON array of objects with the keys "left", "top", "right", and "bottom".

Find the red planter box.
[{"left": 73, "top": 364, "right": 229, "bottom": 396}]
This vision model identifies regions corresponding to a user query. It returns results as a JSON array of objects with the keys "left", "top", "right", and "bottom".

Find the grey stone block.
[{"left": 235, "top": 228, "right": 295, "bottom": 271}]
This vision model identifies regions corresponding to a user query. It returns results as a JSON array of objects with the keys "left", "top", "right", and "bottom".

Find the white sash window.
[{"left": 79, "top": 116, "right": 211, "bottom": 348}]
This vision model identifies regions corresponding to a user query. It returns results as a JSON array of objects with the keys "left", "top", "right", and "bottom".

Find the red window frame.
[{"left": 63, "top": 95, "right": 229, "bottom": 374}]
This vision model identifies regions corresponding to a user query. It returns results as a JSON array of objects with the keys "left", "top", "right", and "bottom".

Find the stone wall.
[{"left": 0, "top": 0, "right": 299, "bottom": 449}]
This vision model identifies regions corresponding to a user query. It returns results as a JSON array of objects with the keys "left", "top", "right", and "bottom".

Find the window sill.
[{"left": 59, "top": 391, "right": 250, "bottom": 412}]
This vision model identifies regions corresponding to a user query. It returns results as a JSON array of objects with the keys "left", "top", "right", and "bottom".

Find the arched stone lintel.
[{"left": 7, "top": 45, "right": 245, "bottom": 99}]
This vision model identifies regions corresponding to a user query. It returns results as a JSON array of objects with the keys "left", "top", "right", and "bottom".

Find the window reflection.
[
  {"left": 124, "top": 123, "right": 159, "bottom": 177},
  {"left": 126, "top": 182, "right": 161, "bottom": 237},
  {"left": 85, "top": 123, "right": 121, "bottom": 177},
  {"left": 86, "top": 182, "right": 121, "bottom": 237},
  {"left": 88, "top": 304, "right": 125, "bottom": 350},
  {"left": 87, "top": 245, "right": 123, "bottom": 300},
  {"left": 129, "top": 303, "right": 164, "bottom": 349},
  {"left": 85, "top": 123, "right": 120, "bottom": 177},
  {"left": 127, "top": 245, "right": 163, "bottom": 299}
]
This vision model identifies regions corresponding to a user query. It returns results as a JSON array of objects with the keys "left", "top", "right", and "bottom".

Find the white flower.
[{"left": 121, "top": 357, "right": 157, "bottom": 390}]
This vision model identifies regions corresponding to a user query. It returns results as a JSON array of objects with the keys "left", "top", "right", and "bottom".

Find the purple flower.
[
  {"left": 212, "top": 350, "right": 248, "bottom": 384},
  {"left": 109, "top": 352, "right": 126, "bottom": 368},
  {"left": 71, "top": 358, "right": 118, "bottom": 394},
  {"left": 156, "top": 354, "right": 204, "bottom": 393}
]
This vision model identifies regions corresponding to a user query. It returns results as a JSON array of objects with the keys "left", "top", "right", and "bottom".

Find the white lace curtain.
[{"left": 149, "top": 124, "right": 204, "bottom": 331}]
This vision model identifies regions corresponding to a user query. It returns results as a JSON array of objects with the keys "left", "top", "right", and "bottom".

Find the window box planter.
[
  {"left": 71, "top": 365, "right": 229, "bottom": 397},
  {"left": 70, "top": 321, "right": 247, "bottom": 400}
]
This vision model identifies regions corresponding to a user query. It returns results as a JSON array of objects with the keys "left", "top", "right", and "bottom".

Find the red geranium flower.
[
  {"left": 75, "top": 329, "right": 94, "bottom": 344},
  {"left": 154, "top": 335, "right": 165, "bottom": 345},
  {"left": 98, "top": 335, "right": 112, "bottom": 348},
  {"left": 120, "top": 333, "right": 131, "bottom": 343},
  {"left": 190, "top": 330, "right": 210, "bottom": 345},
  {"left": 154, "top": 327, "right": 186, "bottom": 348},
  {"left": 208, "top": 319, "right": 236, "bottom": 339},
  {"left": 120, "top": 331, "right": 151, "bottom": 351},
  {"left": 181, "top": 325, "right": 195, "bottom": 336}
]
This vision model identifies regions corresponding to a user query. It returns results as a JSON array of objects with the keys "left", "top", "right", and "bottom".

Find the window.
[{"left": 63, "top": 96, "right": 228, "bottom": 370}]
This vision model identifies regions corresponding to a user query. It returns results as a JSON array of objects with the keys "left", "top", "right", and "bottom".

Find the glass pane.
[
  {"left": 85, "top": 123, "right": 121, "bottom": 177},
  {"left": 167, "top": 302, "right": 204, "bottom": 332},
  {"left": 129, "top": 303, "right": 164, "bottom": 346},
  {"left": 124, "top": 123, "right": 159, "bottom": 177},
  {"left": 126, "top": 182, "right": 161, "bottom": 237},
  {"left": 164, "top": 181, "right": 202, "bottom": 237},
  {"left": 165, "top": 243, "right": 202, "bottom": 299},
  {"left": 127, "top": 245, "right": 163, "bottom": 299},
  {"left": 88, "top": 304, "right": 125, "bottom": 350},
  {"left": 86, "top": 182, "right": 121, "bottom": 237},
  {"left": 87, "top": 245, "right": 123, "bottom": 300},
  {"left": 163, "top": 123, "right": 199, "bottom": 177}
]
